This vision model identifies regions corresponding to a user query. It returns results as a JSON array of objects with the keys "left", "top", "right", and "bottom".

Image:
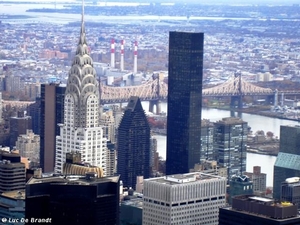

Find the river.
[{"left": 143, "top": 102, "right": 300, "bottom": 187}]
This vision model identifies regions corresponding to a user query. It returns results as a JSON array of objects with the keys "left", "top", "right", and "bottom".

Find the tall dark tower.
[
  {"left": 40, "top": 83, "right": 65, "bottom": 173},
  {"left": 117, "top": 96, "right": 150, "bottom": 188},
  {"left": 166, "top": 32, "right": 204, "bottom": 175}
]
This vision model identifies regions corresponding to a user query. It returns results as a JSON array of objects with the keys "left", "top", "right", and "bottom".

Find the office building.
[
  {"left": 9, "top": 111, "right": 32, "bottom": 148},
  {"left": 106, "top": 141, "right": 116, "bottom": 176},
  {"left": 40, "top": 83, "right": 65, "bottom": 173},
  {"left": 0, "top": 190, "right": 25, "bottom": 222},
  {"left": 244, "top": 166, "right": 266, "bottom": 194},
  {"left": 120, "top": 193, "right": 143, "bottom": 225},
  {"left": 100, "top": 110, "right": 116, "bottom": 143},
  {"left": 281, "top": 177, "right": 300, "bottom": 209},
  {"left": 25, "top": 174, "right": 120, "bottom": 225},
  {"left": 166, "top": 31, "right": 204, "bottom": 175},
  {"left": 201, "top": 119, "right": 214, "bottom": 161},
  {"left": 0, "top": 151, "right": 26, "bottom": 194},
  {"left": 219, "top": 195, "right": 300, "bottom": 225},
  {"left": 117, "top": 96, "right": 150, "bottom": 188},
  {"left": 150, "top": 137, "right": 159, "bottom": 176},
  {"left": 214, "top": 117, "right": 248, "bottom": 181},
  {"left": 273, "top": 125, "right": 300, "bottom": 200},
  {"left": 28, "top": 98, "right": 41, "bottom": 136},
  {"left": 54, "top": 8, "right": 107, "bottom": 174},
  {"left": 229, "top": 175, "right": 253, "bottom": 204},
  {"left": 143, "top": 172, "right": 226, "bottom": 225},
  {"left": 16, "top": 129, "right": 40, "bottom": 164}
]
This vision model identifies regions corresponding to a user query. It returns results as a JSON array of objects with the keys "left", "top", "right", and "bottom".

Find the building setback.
[
  {"left": 117, "top": 96, "right": 150, "bottom": 188},
  {"left": 143, "top": 172, "right": 226, "bottom": 225},
  {"left": 166, "top": 31, "right": 204, "bottom": 175}
]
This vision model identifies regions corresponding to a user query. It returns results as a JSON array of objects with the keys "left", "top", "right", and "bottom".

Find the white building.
[
  {"left": 16, "top": 129, "right": 40, "bottom": 163},
  {"left": 143, "top": 172, "right": 227, "bottom": 225},
  {"left": 55, "top": 11, "right": 107, "bottom": 175}
]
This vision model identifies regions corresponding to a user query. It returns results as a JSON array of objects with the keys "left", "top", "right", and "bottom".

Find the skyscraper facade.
[
  {"left": 143, "top": 172, "right": 226, "bottom": 225},
  {"left": 25, "top": 174, "right": 120, "bottom": 225},
  {"left": 40, "top": 83, "right": 65, "bottom": 173},
  {"left": 16, "top": 129, "right": 40, "bottom": 164},
  {"left": 9, "top": 111, "right": 32, "bottom": 149},
  {"left": 0, "top": 151, "right": 26, "bottom": 194},
  {"left": 273, "top": 125, "right": 300, "bottom": 200},
  {"left": 281, "top": 178, "right": 300, "bottom": 209},
  {"left": 166, "top": 32, "right": 204, "bottom": 175},
  {"left": 201, "top": 119, "right": 214, "bottom": 161},
  {"left": 244, "top": 166, "right": 266, "bottom": 194},
  {"left": 214, "top": 117, "right": 248, "bottom": 181},
  {"left": 117, "top": 96, "right": 150, "bottom": 188},
  {"left": 54, "top": 8, "right": 107, "bottom": 174}
]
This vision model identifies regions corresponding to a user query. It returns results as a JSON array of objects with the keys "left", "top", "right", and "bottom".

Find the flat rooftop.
[
  {"left": 146, "top": 172, "right": 225, "bottom": 185},
  {"left": 27, "top": 175, "right": 119, "bottom": 186},
  {"left": 1, "top": 190, "right": 25, "bottom": 200}
]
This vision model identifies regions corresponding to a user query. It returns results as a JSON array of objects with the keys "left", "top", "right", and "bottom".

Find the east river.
[{"left": 142, "top": 102, "right": 300, "bottom": 187}]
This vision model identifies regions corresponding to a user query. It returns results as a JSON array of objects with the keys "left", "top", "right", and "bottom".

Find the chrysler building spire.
[
  {"left": 65, "top": 0, "right": 99, "bottom": 128},
  {"left": 55, "top": 0, "right": 107, "bottom": 174}
]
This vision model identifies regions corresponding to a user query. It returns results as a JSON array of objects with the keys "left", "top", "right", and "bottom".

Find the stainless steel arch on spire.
[{"left": 64, "top": 0, "right": 99, "bottom": 128}]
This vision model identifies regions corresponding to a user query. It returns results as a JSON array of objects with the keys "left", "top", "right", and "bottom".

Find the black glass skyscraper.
[
  {"left": 117, "top": 96, "right": 150, "bottom": 188},
  {"left": 166, "top": 32, "right": 204, "bottom": 175},
  {"left": 25, "top": 175, "right": 120, "bottom": 225}
]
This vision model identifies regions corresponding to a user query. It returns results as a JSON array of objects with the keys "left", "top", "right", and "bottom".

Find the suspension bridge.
[{"left": 100, "top": 74, "right": 277, "bottom": 112}]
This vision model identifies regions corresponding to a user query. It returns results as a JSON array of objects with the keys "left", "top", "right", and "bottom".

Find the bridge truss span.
[
  {"left": 202, "top": 75, "right": 274, "bottom": 96},
  {"left": 100, "top": 77, "right": 168, "bottom": 104}
]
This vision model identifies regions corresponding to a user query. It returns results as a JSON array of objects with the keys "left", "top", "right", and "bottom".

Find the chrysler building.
[{"left": 55, "top": 3, "right": 107, "bottom": 175}]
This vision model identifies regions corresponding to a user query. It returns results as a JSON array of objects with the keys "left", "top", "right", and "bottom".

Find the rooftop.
[
  {"left": 146, "top": 172, "right": 225, "bottom": 185},
  {"left": 1, "top": 190, "right": 25, "bottom": 200},
  {"left": 27, "top": 174, "right": 119, "bottom": 186}
]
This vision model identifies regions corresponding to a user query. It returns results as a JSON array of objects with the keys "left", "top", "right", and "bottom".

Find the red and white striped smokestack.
[
  {"left": 120, "top": 40, "right": 124, "bottom": 71},
  {"left": 110, "top": 39, "right": 115, "bottom": 68},
  {"left": 133, "top": 41, "right": 138, "bottom": 74}
]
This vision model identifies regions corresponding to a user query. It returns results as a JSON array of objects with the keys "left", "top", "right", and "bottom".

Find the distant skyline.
[{"left": 1, "top": 0, "right": 300, "bottom": 5}]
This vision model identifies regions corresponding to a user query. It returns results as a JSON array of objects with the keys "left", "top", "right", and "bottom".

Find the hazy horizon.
[{"left": 1, "top": 0, "right": 300, "bottom": 5}]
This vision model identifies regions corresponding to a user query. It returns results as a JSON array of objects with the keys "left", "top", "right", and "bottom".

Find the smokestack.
[
  {"left": 133, "top": 41, "right": 137, "bottom": 74},
  {"left": 110, "top": 39, "right": 115, "bottom": 68},
  {"left": 120, "top": 40, "right": 124, "bottom": 71}
]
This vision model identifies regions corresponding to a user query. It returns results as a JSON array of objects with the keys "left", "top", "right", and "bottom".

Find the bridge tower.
[
  {"left": 230, "top": 71, "right": 243, "bottom": 109},
  {"left": 148, "top": 74, "right": 163, "bottom": 114}
]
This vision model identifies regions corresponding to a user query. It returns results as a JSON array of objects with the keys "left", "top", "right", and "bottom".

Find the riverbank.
[{"left": 206, "top": 105, "right": 300, "bottom": 122}]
